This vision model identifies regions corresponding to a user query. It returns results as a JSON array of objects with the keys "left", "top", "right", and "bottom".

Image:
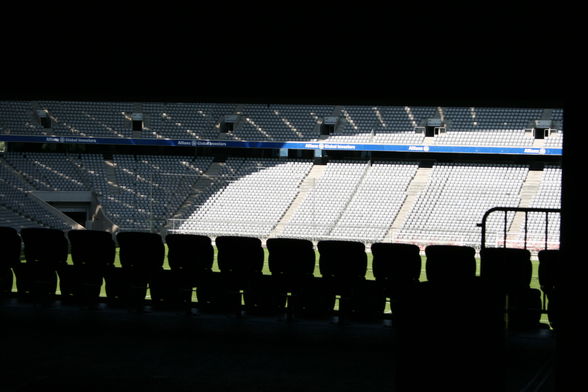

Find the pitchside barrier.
[
  {"left": 166, "top": 220, "right": 560, "bottom": 254},
  {"left": 166, "top": 220, "right": 488, "bottom": 249},
  {"left": 478, "top": 207, "right": 561, "bottom": 251},
  {"left": 478, "top": 207, "right": 561, "bottom": 324}
]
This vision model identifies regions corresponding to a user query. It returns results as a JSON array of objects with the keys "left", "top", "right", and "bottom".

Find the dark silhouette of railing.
[
  {"left": 479, "top": 207, "right": 561, "bottom": 318},
  {"left": 478, "top": 207, "right": 561, "bottom": 250}
]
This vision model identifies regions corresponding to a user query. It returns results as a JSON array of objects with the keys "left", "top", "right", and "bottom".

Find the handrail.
[{"left": 477, "top": 207, "right": 561, "bottom": 250}]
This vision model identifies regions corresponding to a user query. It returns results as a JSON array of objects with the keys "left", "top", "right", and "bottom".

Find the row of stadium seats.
[
  {"left": 442, "top": 107, "right": 544, "bottom": 130},
  {"left": 398, "top": 163, "right": 528, "bottom": 245},
  {"left": 0, "top": 158, "right": 73, "bottom": 230},
  {"left": 179, "top": 158, "right": 313, "bottom": 237},
  {"left": 0, "top": 101, "right": 563, "bottom": 148},
  {"left": 282, "top": 161, "right": 368, "bottom": 238},
  {"left": 0, "top": 205, "right": 39, "bottom": 229},
  {"left": 0, "top": 226, "right": 559, "bottom": 330},
  {"left": 106, "top": 154, "right": 213, "bottom": 231},
  {"left": 434, "top": 129, "right": 536, "bottom": 147},
  {"left": 327, "top": 162, "right": 418, "bottom": 241},
  {"left": 2, "top": 152, "right": 88, "bottom": 191},
  {"left": 0, "top": 152, "right": 216, "bottom": 232}
]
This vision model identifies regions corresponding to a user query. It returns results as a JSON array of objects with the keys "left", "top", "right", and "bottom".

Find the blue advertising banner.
[{"left": 0, "top": 135, "right": 563, "bottom": 156}]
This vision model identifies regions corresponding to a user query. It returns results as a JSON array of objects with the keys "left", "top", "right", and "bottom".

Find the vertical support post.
[
  {"left": 524, "top": 211, "right": 528, "bottom": 250},
  {"left": 286, "top": 292, "right": 293, "bottom": 321},
  {"left": 503, "top": 210, "right": 508, "bottom": 248},
  {"left": 479, "top": 212, "right": 487, "bottom": 250},
  {"left": 236, "top": 289, "right": 244, "bottom": 318},
  {"left": 545, "top": 212, "right": 549, "bottom": 250}
]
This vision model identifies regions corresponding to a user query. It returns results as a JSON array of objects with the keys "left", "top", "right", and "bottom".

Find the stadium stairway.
[
  {"left": 326, "top": 162, "right": 372, "bottom": 237},
  {"left": 28, "top": 193, "right": 85, "bottom": 230},
  {"left": 384, "top": 166, "right": 433, "bottom": 242},
  {"left": 270, "top": 163, "right": 327, "bottom": 238},
  {"left": 533, "top": 138, "right": 546, "bottom": 149},
  {"left": 168, "top": 161, "right": 225, "bottom": 222},
  {"left": 508, "top": 168, "right": 544, "bottom": 244}
]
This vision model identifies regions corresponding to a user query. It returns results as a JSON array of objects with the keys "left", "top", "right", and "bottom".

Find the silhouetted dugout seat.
[
  {"left": 424, "top": 245, "right": 477, "bottom": 285},
  {"left": 318, "top": 240, "right": 367, "bottom": 284},
  {"left": 480, "top": 247, "right": 532, "bottom": 292},
  {"left": 213, "top": 236, "right": 265, "bottom": 315},
  {"left": 103, "top": 266, "right": 127, "bottom": 308},
  {"left": 396, "top": 277, "right": 505, "bottom": 391},
  {"left": 422, "top": 245, "right": 492, "bottom": 328},
  {"left": 347, "top": 279, "right": 387, "bottom": 322},
  {"left": 67, "top": 230, "right": 116, "bottom": 307},
  {"left": 266, "top": 238, "right": 316, "bottom": 318},
  {"left": 400, "top": 244, "right": 505, "bottom": 382},
  {"left": 538, "top": 249, "right": 560, "bottom": 329},
  {"left": 116, "top": 231, "right": 165, "bottom": 311},
  {"left": 164, "top": 234, "right": 214, "bottom": 312},
  {"left": 216, "top": 236, "right": 264, "bottom": 278},
  {"left": 371, "top": 242, "right": 421, "bottom": 296},
  {"left": 537, "top": 249, "right": 559, "bottom": 298},
  {"left": 480, "top": 247, "right": 541, "bottom": 330},
  {"left": 18, "top": 228, "right": 69, "bottom": 304},
  {"left": 267, "top": 238, "right": 315, "bottom": 281},
  {"left": 317, "top": 240, "right": 363, "bottom": 319},
  {"left": 0, "top": 227, "right": 21, "bottom": 297},
  {"left": 318, "top": 240, "right": 383, "bottom": 322}
]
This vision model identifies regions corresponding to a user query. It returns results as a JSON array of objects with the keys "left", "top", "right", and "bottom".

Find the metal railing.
[
  {"left": 478, "top": 207, "right": 560, "bottom": 250},
  {"left": 478, "top": 207, "right": 561, "bottom": 317}
]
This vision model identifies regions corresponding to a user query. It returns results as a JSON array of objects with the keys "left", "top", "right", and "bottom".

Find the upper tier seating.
[{"left": 1, "top": 101, "right": 563, "bottom": 149}]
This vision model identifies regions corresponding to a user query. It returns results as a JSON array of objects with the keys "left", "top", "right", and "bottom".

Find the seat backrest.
[
  {"left": 538, "top": 249, "right": 559, "bottom": 291},
  {"left": 480, "top": 247, "right": 532, "bottom": 291},
  {"left": 68, "top": 229, "right": 115, "bottom": 269},
  {"left": 371, "top": 242, "right": 421, "bottom": 284},
  {"left": 0, "top": 226, "right": 22, "bottom": 268},
  {"left": 215, "top": 236, "right": 264, "bottom": 276},
  {"left": 266, "top": 238, "right": 315, "bottom": 277},
  {"left": 425, "top": 245, "right": 476, "bottom": 285},
  {"left": 20, "top": 227, "right": 68, "bottom": 268},
  {"left": 116, "top": 231, "right": 165, "bottom": 272},
  {"left": 317, "top": 240, "right": 367, "bottom": 281},
  {"left": 165, "top": 233, "right": 214, "bottom": 275}
]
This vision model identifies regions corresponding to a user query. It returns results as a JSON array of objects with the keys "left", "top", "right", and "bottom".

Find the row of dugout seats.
[{"left": 0, "top": 226, "right": 560, "bottom": 329}]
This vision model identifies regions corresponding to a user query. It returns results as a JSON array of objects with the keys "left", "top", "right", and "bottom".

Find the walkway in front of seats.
[{"left": 0, "top": 299, "right": 555, "bottom": 392}]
